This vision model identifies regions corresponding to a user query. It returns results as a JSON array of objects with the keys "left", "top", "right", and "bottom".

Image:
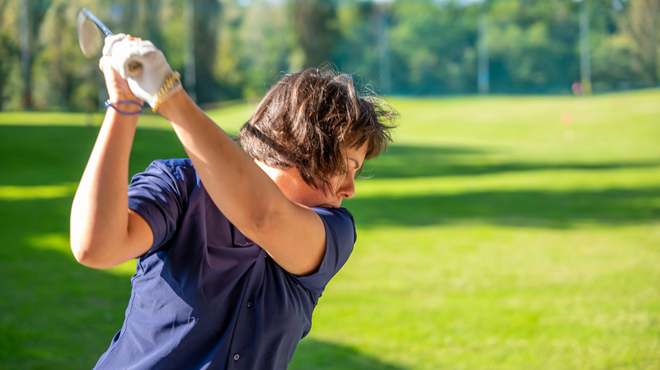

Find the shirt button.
[
  {"left": 247, "top": 301, "right": 252, "bottom": 308},
  {"left": 233, "top": 353, "right": 240, "bottom": 361}
]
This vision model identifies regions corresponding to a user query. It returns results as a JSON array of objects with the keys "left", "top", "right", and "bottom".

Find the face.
[{"left": 258, "top": 143, "right": 369, "bottom": 209}]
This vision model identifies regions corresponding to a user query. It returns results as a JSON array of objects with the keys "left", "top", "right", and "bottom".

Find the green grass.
[{"left": 1, "top": 90, "right": 659, "bottom": 369}]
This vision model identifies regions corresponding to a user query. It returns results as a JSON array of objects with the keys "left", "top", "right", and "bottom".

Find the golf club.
[
  {"left": 77, "top": 7, "right": 144, "bottom": 76},
  {"left": 77, "top": 7, "right": 113, "bottom": 58}
]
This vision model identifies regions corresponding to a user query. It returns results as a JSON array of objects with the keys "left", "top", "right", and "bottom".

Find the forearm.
[{"left": 70, "top": 108, "right": 139, "bottom": 267}]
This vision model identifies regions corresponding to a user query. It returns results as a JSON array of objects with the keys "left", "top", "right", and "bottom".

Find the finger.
[
  {"left": 102, "top": 33, "right": 127, "bottom": 56},
  {"left": 104, "top": 33, "right": 127, "bottom": 46},
  {"left": 99, "top": 56, "right": 112, "bottom": 72},
  {"left": 99, "top": 57, "right": 121, "bottom": 83}
]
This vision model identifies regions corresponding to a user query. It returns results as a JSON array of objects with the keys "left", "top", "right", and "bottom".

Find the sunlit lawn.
[{"left": 1, "top": 90, "right": 659, "bottom": 369}]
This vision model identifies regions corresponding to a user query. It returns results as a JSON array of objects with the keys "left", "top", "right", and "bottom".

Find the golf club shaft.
[{"left": 82, "top": 7, "right": 113, "bottom": 37}]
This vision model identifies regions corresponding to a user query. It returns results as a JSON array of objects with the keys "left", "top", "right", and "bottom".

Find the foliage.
[
  {"left": 218, "top": 0, "right": 292, "bottom": 99},
  {"left": 1, "top": 0, "right": 660, "bottom": 111},
  {"left": 32, "top": 0, "right": 98, "bottom": 111},
  {"left": 0, "top": 0, "right": 23, "bottom": 111},
  {"left": 618, "top": 0, "right": 660, "bottom": 85},
  {"left": 488, "top": 0, "right": 579, "bottom": 93},
  {"left": 389, "top": 0, "right": 478, "bottom": 94},
  {"left": 292, "top": 0, "right": 340, "bottom": 69}
]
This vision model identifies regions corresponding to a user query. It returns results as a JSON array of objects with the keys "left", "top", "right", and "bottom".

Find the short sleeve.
[
  {"left": 128, "top": 159, "right": 193, "bottom": 253},
  {"left": 293, "top": 207, "right": 356, "bottom": 295}
]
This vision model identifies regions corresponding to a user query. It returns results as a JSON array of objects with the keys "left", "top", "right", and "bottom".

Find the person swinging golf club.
[{"left": 70, "top": 33, "right": 396, "bottom": 369}]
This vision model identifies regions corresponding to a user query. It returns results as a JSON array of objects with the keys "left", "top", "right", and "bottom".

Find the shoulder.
[
  {"left": 312, "top": 207, "right": 356, "bottom": 242},
  {"left": 144, "top": 158, "right": 196, "bottom": 179},
  {"left": 290, "top": 207, "right": 356, "bottom": 294},
  {"left": 132, "top": 159, "right": 199, "bottom": 190},
  {"left": 127, "top": 159, "right": 203, "bottom": 254}
]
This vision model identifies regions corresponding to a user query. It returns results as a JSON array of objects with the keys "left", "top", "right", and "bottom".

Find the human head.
[{"left": 238, "top": 68, "right": 397, "bottom": 193}]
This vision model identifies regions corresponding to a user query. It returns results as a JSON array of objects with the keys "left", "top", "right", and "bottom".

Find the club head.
[{"left": 78, "top": 9, "right": 103, "bottom": 58}]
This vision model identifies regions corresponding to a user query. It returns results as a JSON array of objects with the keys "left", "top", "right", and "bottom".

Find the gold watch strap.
[{"left": 152, "top": 71, "right": 181, "bottom": 112}]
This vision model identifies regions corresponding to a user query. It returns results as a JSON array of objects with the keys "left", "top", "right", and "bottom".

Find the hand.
[
  {"left": 104, "top": 35, "right": 181, "bottom": 109},
  {"left": 102, "top": 33, "right": 128, "bottom": 57},
  {"left": 100, "top": 34, "right": 143, "bottom": 109}
]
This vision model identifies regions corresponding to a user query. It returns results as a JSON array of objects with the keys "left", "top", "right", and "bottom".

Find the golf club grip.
[{"left": 82, "top": 7, "right": 113, "bottom": 37}]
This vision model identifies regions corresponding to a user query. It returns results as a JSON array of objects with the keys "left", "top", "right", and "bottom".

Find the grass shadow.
[
  {"left": 290, "top": 338, "right": 405, "bottom": 370},
  {"left": 0, "top": 195, "right": 135, "bottom": 369},
  {"left": 0, "top": 125, "right": 187, "bottom": 186},
  {"left": 344, "top": 187, "right": 660, "bottom": 228},
  {"left": 363, "top": 144, "right": 660, "bottom": 179}
]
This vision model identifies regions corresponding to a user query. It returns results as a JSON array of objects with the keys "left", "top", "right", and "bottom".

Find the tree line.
[{"left": 0, "top": 0, "right": 659, "bottom": 111}]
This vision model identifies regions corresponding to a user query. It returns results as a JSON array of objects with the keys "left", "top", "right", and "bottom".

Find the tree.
[
  {"left": 291, "top": 0, "right": 339, "bottom": 68},
  {"left": 193, "top": 0, "right": 222, "bottom": 103},
  {"left": 331, "top": 1, "right": 381, "bottom": 92},
  {"left": 0, "top": 0, "right": 22, "bottom": 111},
  {"left": 32, "top": 0, "right": 97, "bottom": 111},
  {"left": 620, "top": 0, "right": 660, "bottom": 84},
  {"left": 487, "top": 0, "right": 580, "bottom": 93},
  {"left": 389, "top": 0, "right": 478, "bottom": 94}
]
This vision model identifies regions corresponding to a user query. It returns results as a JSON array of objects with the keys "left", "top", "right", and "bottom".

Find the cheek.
[
  {"left": 298, "top": 185, "right": 331, "bottom": 204},
  {"left": 326, "top": 181, "right": 342, "bottom": 197}
]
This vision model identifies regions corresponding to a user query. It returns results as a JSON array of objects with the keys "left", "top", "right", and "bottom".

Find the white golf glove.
[{"left": 103, "top": 34, "right": 182, "bottom": 110}]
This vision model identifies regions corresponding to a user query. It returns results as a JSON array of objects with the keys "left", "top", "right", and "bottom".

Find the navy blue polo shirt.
[{"left": 92, "top": 159, "right": 356, "bottom": 370}]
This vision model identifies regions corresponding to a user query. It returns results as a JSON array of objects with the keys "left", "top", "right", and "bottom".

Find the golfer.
[{"left": 70, "top": 35, "right": 395, "bottom": 369}]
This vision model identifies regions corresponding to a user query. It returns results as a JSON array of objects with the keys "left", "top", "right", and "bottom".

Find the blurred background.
[
  {"left": 2, "top": 0, "right": 660, "bottom": 111},
  {"left": 1, "top": 0, "right": 659, "bottom": 369}
]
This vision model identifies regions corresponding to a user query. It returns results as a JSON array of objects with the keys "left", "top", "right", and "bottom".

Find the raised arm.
[
  {"left": 157, "top": 91, "right": 327, "bottom": 276},
  {"left": 70, "top": 53, "right": 153, "bottom": 269},
  {"left": 100, "top": 36, "right": 377, "bottom": 276}
]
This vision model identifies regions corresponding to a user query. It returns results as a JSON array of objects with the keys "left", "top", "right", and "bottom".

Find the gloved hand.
[
  {"left": 103, "top": 34, "right": 182, "bottom": 110},
  {"left": 102, "top": 33, "right": 128, "bottom": 56}
]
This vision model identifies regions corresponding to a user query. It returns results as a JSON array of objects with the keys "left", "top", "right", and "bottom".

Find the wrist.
[
  {"left": 156, "top": 88, "right": 188, "bottom": 119},
  {"left": 151, "top": 71, "right": 182, "bottom": 112},
  {"left": 104, "top": 104, "right": 140, "bottom": 124},
  {"left": 105, "top": 100, "right": 144, "bottom": 115},
  {"left": 108, "top": 89, "right": 143, "bottom": 106}
]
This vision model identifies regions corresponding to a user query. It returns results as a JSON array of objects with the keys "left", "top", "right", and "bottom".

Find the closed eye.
[{"left": 349, "top": 158, "right": 361, "bottom": 171}]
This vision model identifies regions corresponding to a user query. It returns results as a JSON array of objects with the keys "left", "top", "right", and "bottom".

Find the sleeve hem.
[{"left": 290, "top": 207, "right": 356, "bottom": 295}]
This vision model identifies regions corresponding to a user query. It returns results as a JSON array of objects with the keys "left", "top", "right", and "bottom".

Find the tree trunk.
[{"left": 291, "top": 0, "right": 338, "bottom": 68}]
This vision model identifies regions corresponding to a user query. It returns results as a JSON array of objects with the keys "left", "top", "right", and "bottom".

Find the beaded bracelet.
[
  {"left": 152, "top": 71, "right": 181, "bottom": 112},
  {"left": 104, "top": 100, "right": 144, "bottom": 115}
]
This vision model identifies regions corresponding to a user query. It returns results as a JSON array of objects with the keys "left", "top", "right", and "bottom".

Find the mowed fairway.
[{"left": 1, "top": 91, "right": 659, "bottom": 369}]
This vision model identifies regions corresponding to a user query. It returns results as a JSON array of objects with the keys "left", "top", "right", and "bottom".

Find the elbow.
[
  {"left": 71, "top": 245, "right": 93, "bottom": 267},
  {"left": 73, "top": 251, "right": 113, "bottom": 269},
  {"left": 70, "top": 237, "right": 111, "bottom": 269},
  {"left": 70, "top": 234, "right": 86, "bottom": 264},
  {"left": 70, "top": 240, "right": 95, "bottom": 267}
]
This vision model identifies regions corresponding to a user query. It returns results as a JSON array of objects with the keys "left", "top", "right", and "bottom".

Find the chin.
[{"left": 317, "top": 202, "right": 339, "bottom": 209}]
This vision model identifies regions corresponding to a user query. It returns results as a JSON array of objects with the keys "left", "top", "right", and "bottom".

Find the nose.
[{"left": 337, "top": 175, "right": 356, "bottom": 199}]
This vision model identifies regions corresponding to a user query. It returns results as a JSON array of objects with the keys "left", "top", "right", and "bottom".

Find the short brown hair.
[{"left": 238, "top": 68, "right": 397, "bottom": 191}]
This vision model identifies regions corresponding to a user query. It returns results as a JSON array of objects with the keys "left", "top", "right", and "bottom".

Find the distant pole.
[
  {"left": 378, "top": 4, "right": 392, "bottom": 94},
  {"left": 579, "top": 0, "right": 592, "bottom": 94},
  {"left": 19, "top": 0, "right": 31, "bottom": 109},
  {"left": 183, "top": 0, "right": 197, "bottom": 102},
  {"left": 477, "top": 0, "right": 489, "bottom": 94}
]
